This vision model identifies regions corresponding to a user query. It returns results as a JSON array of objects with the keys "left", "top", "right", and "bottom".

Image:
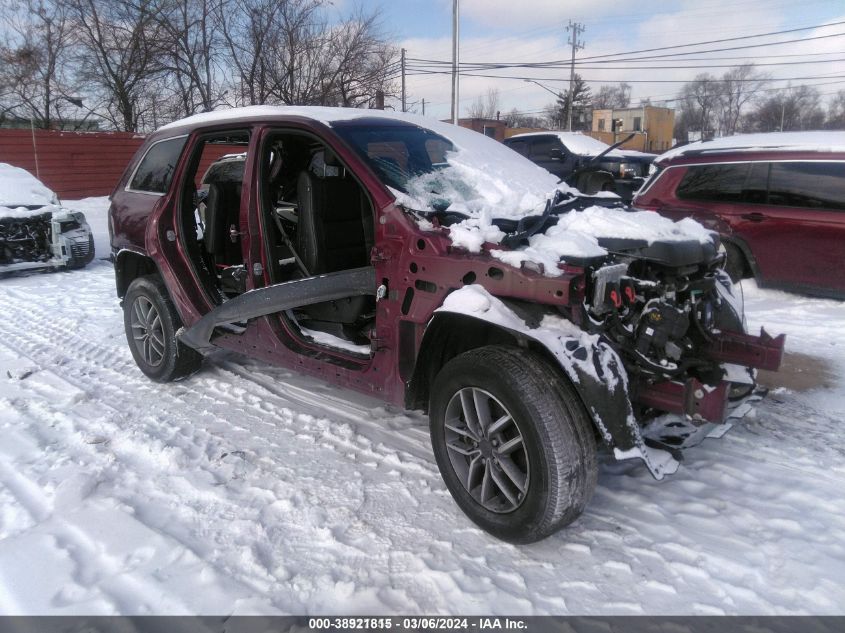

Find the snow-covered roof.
[
  {"left": 658, "top": 131, "right": 845, "bottom": 163},
  {"left": 158, "top": 107, "right": 708, "bottom": 271},
  {"left": 0, "top": 163, "right": 58, "bottom": 210}
]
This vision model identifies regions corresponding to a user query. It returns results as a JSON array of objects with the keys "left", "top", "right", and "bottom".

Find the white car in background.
[{"left": 0, "top": 163, "right": 95, "bottom": 273}]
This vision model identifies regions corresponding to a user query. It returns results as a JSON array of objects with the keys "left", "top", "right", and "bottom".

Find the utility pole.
[
  {"left": 422, "top": 98, "right": 426, "bottom": 116},
  {"left": 450, "top": 0, "right": 460, "bottom": 124},
  {"left": 401, "top": 48, "right": 407, "bottom": 113},
  {"left": 565, "top": 21, "right": 585, "bottom": 132}
]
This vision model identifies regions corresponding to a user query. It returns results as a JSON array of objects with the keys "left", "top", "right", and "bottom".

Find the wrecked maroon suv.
[{"left": 109, "top": 107, "right": 784, "bottom": 543}]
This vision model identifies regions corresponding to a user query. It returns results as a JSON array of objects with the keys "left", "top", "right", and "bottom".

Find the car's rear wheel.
[
  {"left": 429, "top": 346, "right": 597, "bottom": 543},
  {"left": 123, "top": 275, "right": 202, "bottom": 382}
]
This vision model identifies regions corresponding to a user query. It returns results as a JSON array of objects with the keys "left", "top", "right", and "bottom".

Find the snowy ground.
[{"left": 0, "top": 197, "right": 843, "bottom": 615}]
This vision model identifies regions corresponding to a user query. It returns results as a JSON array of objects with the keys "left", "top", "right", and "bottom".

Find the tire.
[
  {"left": 574, "top": 171, "right": 616, "bottom": 196},
  {"left": 724, "top": 242, "right": 748, "bottom": 283},
  {"left": 429, "top": 345, "right": 597, "bottom": 543},
  {"left": 123, "top": 275, "right": 203, "bottom": 382}
]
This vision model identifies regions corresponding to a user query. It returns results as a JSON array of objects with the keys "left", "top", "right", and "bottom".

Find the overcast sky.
[{"left": 354, "top": 0, "right": 845, "bottom": 119}]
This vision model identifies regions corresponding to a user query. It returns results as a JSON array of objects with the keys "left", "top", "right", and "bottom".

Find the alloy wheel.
[
  {"left": 130, "top": 296, "right": 165, "bottom": 367},
  {"left": 443, "top": 387, "right": 530, "bottom": 513}
]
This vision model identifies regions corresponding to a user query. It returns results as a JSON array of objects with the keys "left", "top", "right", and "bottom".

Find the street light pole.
[
  {"left": 401, "top": 48, "right": 406, "bottom": 113},
  {"left": 523, "top": 79, "right": 561, "bottom": 128},
  {"left": 451, "top": 0, "right": 460, "bottom": 124}
]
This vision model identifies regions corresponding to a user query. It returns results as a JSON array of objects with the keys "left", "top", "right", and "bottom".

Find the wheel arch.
[
  {"left": 114, "top": 249, "right": 159, "bottom": 299},
  {"left": 405, "top": 286, "right": 677, "bottom": 480},
  {"left": 722, "top": 235, "right": 759, "bottom": 279}
]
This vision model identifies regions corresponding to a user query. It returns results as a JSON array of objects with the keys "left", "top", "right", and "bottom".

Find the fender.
[{"left": 435, "top": 285, "right": 679, "bottom": 479}]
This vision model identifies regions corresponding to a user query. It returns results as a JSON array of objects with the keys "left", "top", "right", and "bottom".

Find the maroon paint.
[
  {"left": 111, "top": 114, "right": 783, "bottom": 414},
  {"left": 634, "top": 149, "right": 845, "bottom": 298}
]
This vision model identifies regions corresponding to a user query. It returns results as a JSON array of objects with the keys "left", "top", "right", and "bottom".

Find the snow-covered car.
[
  {"left": 0, "top": 163, "right": 95, "bottom": 272},
  {"left": 109, "top": 107, "right": 784, "bottom": 543}
]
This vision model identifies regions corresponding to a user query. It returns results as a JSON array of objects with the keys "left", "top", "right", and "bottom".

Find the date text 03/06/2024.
[{"left": 307, "top": 617, "right": 528, "bottom": 630}]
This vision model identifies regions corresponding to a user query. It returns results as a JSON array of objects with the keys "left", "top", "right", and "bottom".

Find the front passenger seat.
[{"left": 295, "top": 166, "right": 371, "bottom": 326}]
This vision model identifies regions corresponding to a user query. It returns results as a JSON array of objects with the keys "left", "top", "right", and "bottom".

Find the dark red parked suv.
[
  {"left": 109, "top": 107, "right": 783, "bottom": 542},
  {"left": 634, "top": 131, "right": 845, "bottom": 298}
]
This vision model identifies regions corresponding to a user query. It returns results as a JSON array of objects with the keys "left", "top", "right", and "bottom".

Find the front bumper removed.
[{"left": 635, "top": 327, "right": 785, "bottom": 425}]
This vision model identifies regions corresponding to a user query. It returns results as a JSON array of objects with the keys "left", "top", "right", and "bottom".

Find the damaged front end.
[
  {"left": 438, "top": 231, "right": 784, "bottom": 479},
  {"left": 0, "top": 208, "right": 94, "bottom": 273}
]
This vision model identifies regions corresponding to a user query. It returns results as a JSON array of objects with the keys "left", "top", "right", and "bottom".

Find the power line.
[
  {"left": 576, "top": 19, "right": 845, "bottom": 61},
  {"left": 405, "top": 20, "right": 845, "bottom": 70},
  {"left": 405, "top": 69, "right": 845, "bottom": 84},
  {"left": 407, "top": 56, "right": 845, "bottom": 72}
]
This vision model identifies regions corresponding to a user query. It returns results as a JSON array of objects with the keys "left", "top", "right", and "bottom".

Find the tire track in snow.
[{"left": 0, "top": 278, "right": 470, "bottom": 612}]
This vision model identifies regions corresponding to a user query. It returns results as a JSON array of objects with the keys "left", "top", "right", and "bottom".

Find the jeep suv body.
[
  {"left": 109, "top": 107, "right": 783, "bottom": 542},
  {"left": 634, "top": 131, "right": 845, "bottom": 298}
]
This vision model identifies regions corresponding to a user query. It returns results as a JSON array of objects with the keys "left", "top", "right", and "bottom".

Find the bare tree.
[
  {"left": 152, "top": 0, "right": 227, "bottom": 117},
  {"left": 675, "top": 73, "right": 719, "bottom": 141},
  {"left": 504, "top": 107, "right": 547, "bottom": 129},
  {"left": 219, "top": 0, "right": 395, "bottom": 108},
  {"left": 715, "top": 64, "right": 768, "bottom": 136},
  {"left": 0, "top": 0, "right": 78, "bottom": 128},
  {"left": 65, "top": 0, "right": 165, "bottom": 131},
  {"left": 467, "top": 88, "right": 500, "bottom": 119},
  {"left": 750, "top": 85, "right": 825, "bottom": 132},
  {"left": 592, "top": 82, "right": 631, "bottom": 110},
  {"left": 218, "top": 0, "right": 280, "bottom": 105},
  {"left": 825, "top": 90, "right": 845, "bottom": 130},
  {"left": 325, "top": 7, "right": 398, "bottom": 107}
]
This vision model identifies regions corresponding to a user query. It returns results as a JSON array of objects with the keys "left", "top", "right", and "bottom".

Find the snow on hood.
[{"left": 0, "top": 163, "right": 58, "bottom": 208}]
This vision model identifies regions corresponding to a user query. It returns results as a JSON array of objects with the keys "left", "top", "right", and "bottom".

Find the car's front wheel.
[
  {"left": 429, "top": 346, "right": 597, "bottom": 543},
  {"left": 123, "top": 275, "right": 202, "bottom": 382}
]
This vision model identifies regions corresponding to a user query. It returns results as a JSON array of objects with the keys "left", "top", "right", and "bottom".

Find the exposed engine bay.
[
  {"left": 0, "top": 211, "right": 52, "bottom": 265},
  {"left": 0, "top": 208, "right": 95, "bottom": 272},
  {"left": 426, "top": 194, "right": 784, "bottom": 430}
]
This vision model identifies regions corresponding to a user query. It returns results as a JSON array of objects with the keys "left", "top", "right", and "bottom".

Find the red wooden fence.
[{"left": 0, "top": 129, "right": 145, "bottom": 200}]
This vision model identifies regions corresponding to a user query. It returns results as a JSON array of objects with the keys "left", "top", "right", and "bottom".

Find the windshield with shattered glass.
[{"left": 333, "top": 122, "right": 455, "bottom": 193}]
